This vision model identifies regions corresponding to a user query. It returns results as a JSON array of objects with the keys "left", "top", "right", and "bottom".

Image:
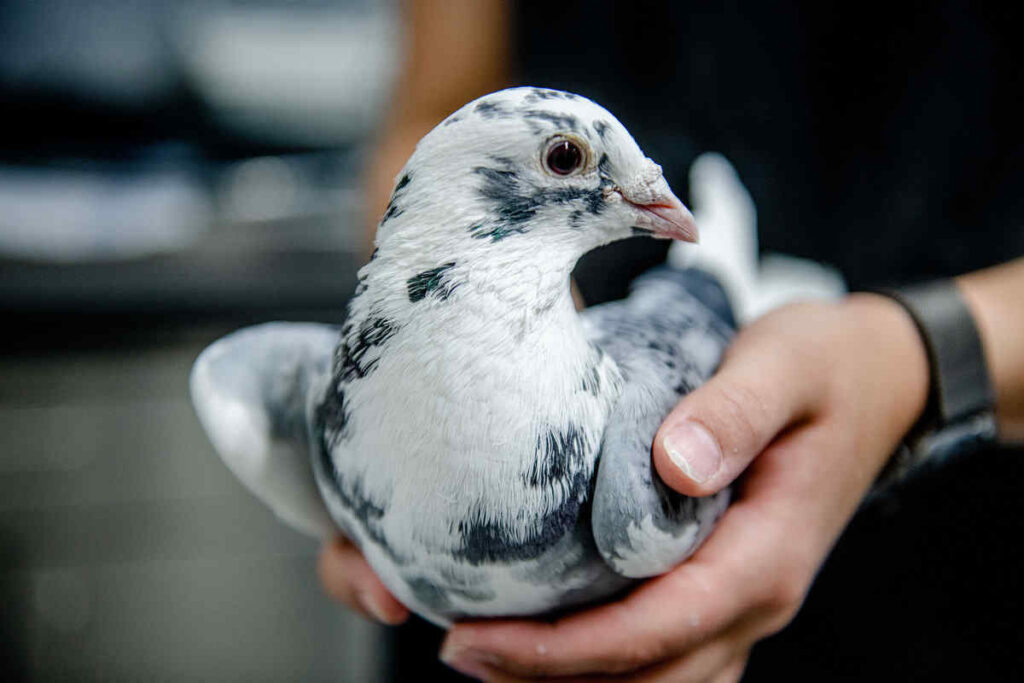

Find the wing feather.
[
  {"left": 190, "top": 322, "right": 339, "bottom": 538},
  {"left": 584, "top": 267, "right": 734, "bottom": 577}
]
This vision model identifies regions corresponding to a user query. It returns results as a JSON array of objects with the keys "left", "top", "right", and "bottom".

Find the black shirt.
[
  {"left": 519, "top": 1, "right": 1024, "bottom": 301},
  {"left": 512, "top": 4, "right": 1024, "bottom": 681}
]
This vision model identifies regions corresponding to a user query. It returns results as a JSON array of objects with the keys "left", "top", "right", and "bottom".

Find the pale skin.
[{"left": 322, "top": 2, "right": 1024, "bottom": 679}]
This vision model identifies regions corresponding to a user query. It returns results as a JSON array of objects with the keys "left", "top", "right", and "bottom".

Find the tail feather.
[{"left": 670, "top": 152, "right": 846, "bottom": 323}]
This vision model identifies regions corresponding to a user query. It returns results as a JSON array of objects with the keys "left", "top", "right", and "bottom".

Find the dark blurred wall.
[
  {"left": 516, "top": 2, "right": 1024, "bottom": 680},
  {"left": 520, "top": 1, "right": 1024, "bottom": 300}
]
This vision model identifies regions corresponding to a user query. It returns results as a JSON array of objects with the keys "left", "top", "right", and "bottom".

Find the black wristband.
[{"left": 874, "top": 280, "right": 999, "bottom": 484}]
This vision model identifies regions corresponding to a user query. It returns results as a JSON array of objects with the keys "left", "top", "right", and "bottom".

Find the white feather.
[
  {"left": 190, "top": 324, "right": 337, "bottom": 538},
  {"left": 671, "top": 152, "right": 846, "bottom": 322}
]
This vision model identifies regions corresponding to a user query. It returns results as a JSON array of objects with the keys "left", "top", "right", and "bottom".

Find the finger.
[
  {"left": 440, "top": 563, "right": 740, "bottom": 678},
  {"left": 441, "top": 425, "right": 837, "bottom": 680},
  {"left": 653, "top": 315, "right": 827, "bottom": 497},
  {"left": 440, "top": 499, "right": 793, "bottom": 678},
  {"left": 707, "top": 655, "right": 749, "bottom": 683},
  {"left": 317, "top": 536, "right": 409, "bottom": 625},
  {"left": 601, "top": 639, "right": 743, "bottom": 683},
  {"left": 451, "top": 636, "right": 742, "bottom": 683}
]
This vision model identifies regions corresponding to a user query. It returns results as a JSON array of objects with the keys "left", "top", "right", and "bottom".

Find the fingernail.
[
  {"left": 356, "top": 591, "right": 393, "bottom": 624},
  {"left": 440, "top": 641, "right": 498, "bottom": 680},
  {"left": 663, "top": 420, "right": 722, "bottom": 484}
]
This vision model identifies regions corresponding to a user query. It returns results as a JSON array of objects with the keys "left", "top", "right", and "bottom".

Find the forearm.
[{"left": 958, "top": 258, "right": 1024, "bottom": 441}]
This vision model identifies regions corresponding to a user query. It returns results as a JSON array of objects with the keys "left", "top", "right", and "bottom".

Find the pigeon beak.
[
  {"left": 619, "top": 163, "right": 699, "bottom": 242},
  {"left": 627, "top": 190, "right": 699, "bottom": 243}
]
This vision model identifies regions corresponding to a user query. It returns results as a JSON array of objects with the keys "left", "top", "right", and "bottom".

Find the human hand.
[
  {"left": 438, "top": 294, "right": 930, "bottom": 681},
  {"left": 318, "top": 536, "right": 409, "bottom": 625}
]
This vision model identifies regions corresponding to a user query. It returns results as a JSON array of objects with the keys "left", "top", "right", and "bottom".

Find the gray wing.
[
  {"left": 190, "top": 322, "right": 340, "bottom": 538},
  {"left": 584, "top": 267, "right": 734, "bottom": 577}
]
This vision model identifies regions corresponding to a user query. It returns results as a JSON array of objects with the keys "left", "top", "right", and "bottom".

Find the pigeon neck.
[
  {"left": 365, "top": 237, "right": 586, "bottom": 349},
  {"left": 467, "top": 246, "right": 580, "bottom": 323}
]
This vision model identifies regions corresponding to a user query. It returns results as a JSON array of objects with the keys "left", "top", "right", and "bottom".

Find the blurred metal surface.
[
  {"left": 0, "top": 218, "right": 362, "bottom": 318},
  {"left": 0, "top": 335, "right": 388, "bottom": 681}
]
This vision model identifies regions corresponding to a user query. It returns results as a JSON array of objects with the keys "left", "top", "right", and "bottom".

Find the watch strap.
[{"left": 874, "top": 280, "right": 999, "bottom": 484}]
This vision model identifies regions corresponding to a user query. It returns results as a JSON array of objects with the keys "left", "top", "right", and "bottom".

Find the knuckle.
[
  {"left": 772, "top": 577, "right": 805, "bottom": 616},
  {"left": 757, "top": 573, "right": 807, "bottom": 634},
  {"left": 708, "top": 380, "right": 772, "bottom": 454}
]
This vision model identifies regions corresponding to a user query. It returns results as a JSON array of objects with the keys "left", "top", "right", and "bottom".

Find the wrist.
[
  {"left": 862, "top": 279, "right": 1001, "bottom": 486},
  {"left": 958, "top": 261, "right": 1024, "bottom": 441},
  {"left": 840, "top": 293, "right": 931, "bottom": 463}
]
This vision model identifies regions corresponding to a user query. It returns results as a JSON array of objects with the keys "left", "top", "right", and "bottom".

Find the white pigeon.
[{"left": 192, "top": 87, "right": 748, "bottom": 627}]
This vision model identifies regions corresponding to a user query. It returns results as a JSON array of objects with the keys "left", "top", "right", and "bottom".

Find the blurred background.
[
  {"left": 0, "top": 0, "right": 396, "bottom": 680},
  {"left": 2, "top": 0, "right": 1022, "bottom": 681}
]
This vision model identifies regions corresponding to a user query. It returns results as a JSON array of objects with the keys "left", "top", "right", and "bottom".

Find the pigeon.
[{"left": 192, "top": 87, "right": 747, "bottom": 627}]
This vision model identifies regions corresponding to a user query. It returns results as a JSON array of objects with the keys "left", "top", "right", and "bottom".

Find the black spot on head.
[
  {"left": 474, "top": 166, "right": 527, "bottom": 217},
  {"left": 470, "top": 162, "right": 607, "bottom": 241},
  {"left": 597, "top": 153, "right": 614, "bottom": 188},
  {"left": 592, "top": 120, "right": 610, "bottom": 139},
  {"left": 407, "top": 262, "right": 459, "bottom": 303},
  {"left": 475, "top": 100, "right": 510, "bottom": 118},
  {"left": 568, "top": 209, "right": 584, "bottom": 228},
  {"left": 469, "top": 166, "right": 536, "bottom": 241},
  {"left": 525, "top": 87, "right": 579, "bottom": 102},
  {"left": 442, "top": 113, "right": 463, "bottom": 126},
  {"left": 489, "top": 155, "right": 516, "bottom": 167},
  {"left": 575, "top": 186, "right": 607, "bottom": 216},
  {"left": 522, "top": 109, "right": 580, "bottom": 132},
  {"left": 335, "top": 315, "right": 398, "bottom": 382}
]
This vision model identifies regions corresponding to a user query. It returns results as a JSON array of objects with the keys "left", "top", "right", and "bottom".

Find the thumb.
[{"left": 653, "top": 333, "right": 822, "bottom": 497}]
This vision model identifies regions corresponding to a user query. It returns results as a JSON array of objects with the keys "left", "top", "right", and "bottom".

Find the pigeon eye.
[{"left": 544, "top": 138, "right": 585, "bottom": 176}]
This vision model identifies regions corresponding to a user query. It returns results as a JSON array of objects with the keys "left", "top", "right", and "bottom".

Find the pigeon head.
[{"left": 375, "top": 87, "right": 696, "bottom": 265}]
